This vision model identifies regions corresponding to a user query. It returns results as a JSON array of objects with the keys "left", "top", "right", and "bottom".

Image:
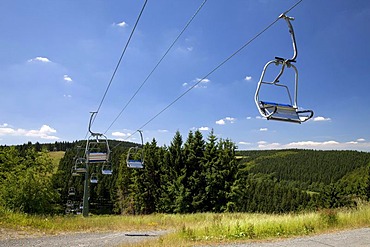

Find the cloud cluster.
[
  {"left": 216, "top": 117, "right": 236, "bottom": 125},
  {"left": 113, "top": 21, "right": 128, "bottom": 27},
  {"left": 313, "top": 116, "right": 331, "bottom": 122},
  {"left": 63, "top": 74, "right": 73, "bottom": 82},
  {"left": 183, "top": 78, "right": 210, "bottom": 89},
  {"left": 198, "top": 126, "right": 209, "bottom": 131},
  {"left": 255, "top": 139, "right": 370, "bottom": 151},
  {"left": 244, "top": 76, "right": 252, "bottom": 81},
  {"left": 27, "top": 57, "right": 51, "bottom": 63},
  {"left": 0, "top": 124, "right": 59, "bottom": 140}
]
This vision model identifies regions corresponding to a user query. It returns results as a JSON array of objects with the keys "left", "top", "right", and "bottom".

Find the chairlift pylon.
[
  {"left": 255, "top": 14, "right": 313, "bottom": 123},
  {"left": 126, "top": 130, "right": 145, "bottom": 169}
]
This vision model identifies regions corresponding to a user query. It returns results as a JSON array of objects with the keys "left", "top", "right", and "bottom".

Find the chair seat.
[
  {"left": 87, "top": 152, "right": 108, "bottom": 162},
  {"left": 259, "top": 101, "right": 301, "bottom": 123},
  {"left": 127, "top": 160, "right": 144, "bottom": 169},
  {"left": 101, "top": 169, "right": 112, "bottom": 175}
]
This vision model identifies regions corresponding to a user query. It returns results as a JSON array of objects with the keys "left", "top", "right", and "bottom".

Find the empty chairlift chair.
[
  {"left": 255, "top": 14, "right": 313, "bottom": 124},
  {"left": 126, "top": 130, "right": 145, "bottom": 169},
  {"left": 101, "top": 164, "right": 113, "bottom": 175},
  {"left": 68, "top": 187, "right": 76, "bottom": 196},
  {"left": 85, "top": 112, "right": 111, "bottom": 164},
  {"left": 90, "top": 173, "right": 98, "bottom": 183},
  {"left": 85, "top": 135, "right": 110, "bottom": 163},
  {"left": 74, "top": 157, "right": 87, "bottom": 174}
]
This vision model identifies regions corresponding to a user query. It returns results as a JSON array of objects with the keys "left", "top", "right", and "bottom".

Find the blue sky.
[{"left": 1, "top": 0, "right": 370, "bottom": 151}]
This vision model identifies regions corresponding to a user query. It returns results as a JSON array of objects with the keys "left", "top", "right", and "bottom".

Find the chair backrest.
[{"left": 87, "top": 152, "right": 108, "bottom": 163}]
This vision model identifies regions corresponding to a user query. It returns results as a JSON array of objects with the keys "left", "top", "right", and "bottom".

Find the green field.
[
  {"left": 48, "top": 151, "right": 65, "bottom": 171},
  {"left": 1, "top": 203, "right": 370, "bottom": 246}
]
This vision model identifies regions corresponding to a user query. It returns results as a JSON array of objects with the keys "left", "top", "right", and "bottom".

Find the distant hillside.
[
  {"left": 235, "top": 149, "right": 370, "bottom": 192},
  {"left": 229, "top": 149, "right": 370, "bottom": 212}
]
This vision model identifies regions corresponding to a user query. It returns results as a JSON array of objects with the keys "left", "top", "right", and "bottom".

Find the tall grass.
[{"left": 1, "top": 203, "right": 370, "bottom": 246}]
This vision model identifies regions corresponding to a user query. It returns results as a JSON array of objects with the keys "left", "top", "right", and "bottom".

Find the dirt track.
[
  {"left": 1, "top": 228, "right": 370, "bottom": 246},
  {"left": 0, "top": 230, "right": 167, "bottom": 247}
]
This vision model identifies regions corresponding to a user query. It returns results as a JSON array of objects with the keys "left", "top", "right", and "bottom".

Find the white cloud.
[
  {"left": 0, "top": 123, "right": 9, "bottom": 127},
  {"left": 225, "top": 117, "right": 236, "bottom": 123},
  {"left": 117, "top": 21, "right": 127, "bottom": 27},
  {"left": 286, "top": 140, "right": 339, "bottom": 148},
  {"left": 216, "top": 117, "right": 236, "bottom": 125},
  {"left": 215, "top": 119, "right": 225, "bottom": 125},
  {"left": 244, "top": 76, "right": 252, "bottom": 81},
  {"left": 246, "top": 117, "right": 252, "bottom": 120},
  {"left": 357, "top": 138, "right": 366, "bottom": 142},
  {"left": 63, "top": 75, "right": 73, "bottom": 82},
  {"left": 63, "top": 94, "right": 72, "bottom": 98},
  {"left": 254, "top": 139, "right": 370, "bottom": 151},
  {"left": 112, "top": 131, "right": 128, "bottom": 137},
  {"left": 259, "top": 128, "right": 268, "bottom": 131},
  {"left": 258, "top": 142, "right": 281, "bottom": 149},
  {"left": 198, "top": 126, "right": 209, "bottom": 131},
  {"left": 183, "top": 78, "right": 210, "bottom": 89},
  {"left": 0, "top": 124, "right": 59, "bottom": 140},
  {"left": 113, "top": 21, "right": 128, "bottom": 27},
  {"left": 238, "top": 141, "right": 251, "bottom": 145},
  {"left": 313, "top": 116, "right": 331, "bottom": 122},
  {"left": 158, "top": 129, "right": 169, "bottom": 133},
  {"left": 27, "top": 57, "right": 51, "bottom": 63}
]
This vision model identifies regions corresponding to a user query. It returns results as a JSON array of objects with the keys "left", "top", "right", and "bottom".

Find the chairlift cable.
[
  {"left": 111, "top": 0, "right": 304, "bottom": 149},
  {"left": 103, "top": 0, "right": 208, "bottom": 135},
  {"left": 88, "top": 0, "right": 148, "bottom": 134}
]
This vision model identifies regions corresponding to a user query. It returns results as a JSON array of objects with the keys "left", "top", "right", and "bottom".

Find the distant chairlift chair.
[
  {"left": 68, "top": 187, "right": 76, "bottom": 196},
  {"left": 90, "top": 173, "right": 98, "bottom": 183},
  {"left": 101, "top": 163, "right": 113, "bottom": 175},
  {"left": 255, "top": 14, "right": 313, "bottom": 124},
  {"left": 74, "top": 157, "right": 87, "bottom": 174},
  {"left": 126, "top": 130, "right": 145, "bottom": 169}
]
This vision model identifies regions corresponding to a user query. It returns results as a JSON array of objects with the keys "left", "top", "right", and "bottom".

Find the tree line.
[{"left": 1, "top": 130, "right": 369, "bottom": 215}]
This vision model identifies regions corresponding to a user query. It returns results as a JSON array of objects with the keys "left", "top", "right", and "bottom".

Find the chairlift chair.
[
  {"left": 66, "top": 200, "right": 73, "bottom": 207},
  {"left": 85, "top": 112, "right": 110, "bottom": 163},
  {"left": 68, "top": 187, "right": 76, "bottom": 196},
  {"left": 255, "top": 14, "right": 313, "bottom": 123},
  {"left": 71, "top": 167, "right": 80, "bottom": 177},
  {"left": 90, "top": 173, "right": 98, "bottom": 183},
  {"left": 101, "top": 163, "right": 113, "bottom": 175},
  {"left": 126, "top": 130, "right": 144, "bottom": 169},
  {"left": 74, "top": 157, "right": 87, "bottom": 173}
]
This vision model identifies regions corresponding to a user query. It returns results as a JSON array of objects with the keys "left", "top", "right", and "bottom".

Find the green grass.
[
  {"left": 47, "top": 151, "right": 65, "bottom": 166},
  {"left": 1, "top": 203, "right": 370, "bottom": 246}
]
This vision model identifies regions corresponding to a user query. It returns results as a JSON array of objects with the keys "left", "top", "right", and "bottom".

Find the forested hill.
[
  {"left": 1, "top": 133, "right": 370, "bottom": 215},
  {"left": 236, "top": 149, "right": 370, "bottom": 191}
]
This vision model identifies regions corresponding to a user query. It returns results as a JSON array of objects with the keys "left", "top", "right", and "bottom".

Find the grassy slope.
[
  {"left": 1, "top": 203, "right": 370, "bottom": 246},
  {"left": 47, "top": 151, "right": 65, "bottom": 172}
]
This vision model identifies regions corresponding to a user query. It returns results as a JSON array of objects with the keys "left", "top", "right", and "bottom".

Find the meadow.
[{"left": 1, "top": 203, "right": 370, "bottom": 246}]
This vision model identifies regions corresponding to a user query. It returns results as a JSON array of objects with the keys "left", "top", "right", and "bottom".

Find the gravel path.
[
  {"left": 0, "top": 230, "right": 167, "bottom": 247},
  {"left": 1, "top": 228, "right": 370, "bottom": 247},
  {"left": 208, "top": 228, "right": 370, "bottom": 247}
]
